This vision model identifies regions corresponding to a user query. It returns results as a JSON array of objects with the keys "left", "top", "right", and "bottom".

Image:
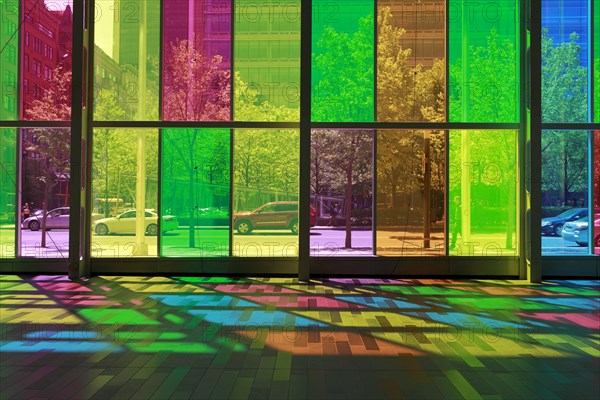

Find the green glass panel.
[
  {"left": 0, "top": 1, "right": 18, "bottom": 258},
  {"left": 1, "top": 0, "right": 18, "bottom": 120},
  {"left": 0, "top": 128, "right": 16, "bottom": 258},
  {"left": 595, "top": 3, "right": 599, "bottom": 122},
  {"left": 233, "top": 129, "right": 299, "bottom": 257},
  {"left": 160, "top": 129, "right": 230, "bottom": 257},
  {"left": 312, "top": 0, "right": 374, "bottom": 122},
  {"left": 377, "top": 1, "right": 446, "bottom": 122},
  {"left": 448, "top": 130, "right": 518, "bottom": 256},
  {"left": 449, "top": 0, "right": 519, "bottom": 122},
  {"left": 91, "top": 129, "right": 158, "bottom": 257},
  {"left": 234, "top": 0, "right": 300, "bottom": 121},
  {"left": 376, "top": 130, "right": 446, "bottom": 256},
  {"left": 93, "top": 0, "right": 160, "bottom": 121}
]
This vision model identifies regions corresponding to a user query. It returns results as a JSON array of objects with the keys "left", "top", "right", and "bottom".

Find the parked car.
[
  {"left": 562, "top": 216, "right": 600, "bottom": 247},
  {"left": 233, "top": 201, "right": 316, "bottom": 235},
  {"left": 541, "top": 208, "right": 587, "bottom": 236},
  {"left": 93, "top": 209, "right": 178, "bottom": 236},
  {"left": 22, "top": 207, "right": 70, "bottom": 231}
]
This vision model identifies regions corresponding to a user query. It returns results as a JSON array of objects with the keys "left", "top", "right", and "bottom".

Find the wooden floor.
[{"left": 0, "top": 275, "right": 598, "bottom": 399}]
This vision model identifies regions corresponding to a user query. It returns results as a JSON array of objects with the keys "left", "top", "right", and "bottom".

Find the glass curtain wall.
[{"left": 13, "top": 1, "right": 600, "bottom": 271}]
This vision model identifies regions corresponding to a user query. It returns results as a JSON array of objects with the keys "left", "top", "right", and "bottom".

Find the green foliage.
[
  {"left": 541, "top": 30, "right": 590, "bottom": 206},
  {"left": 312, "top": 11, "right": 374, "bottom": 121},
  {"left": 449, "top": 29, "right": 518, "bottom": 122}
]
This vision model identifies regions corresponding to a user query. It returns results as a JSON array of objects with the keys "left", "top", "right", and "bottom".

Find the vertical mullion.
[
  {"left": 16, "top": 0, "right": 23, "bottom": 258},
  {"left": 229, "top": 0, "right": 235, "bottom": 257},
  {"left": 157, "top": 0, "right": 164, "bottom": 257},
  {"left": 529, "top": 0, "right": 542, "bottom": 282},
  {"left": 444, "top": 0, "right": 449, "bottom": 255},
  {"left": 518, "top": 0, "right": 528, "bottom": 277},
  {"left": 299, "top": 0, "right": 312, "bottom": 281},
  {"left": 372, "top": 0, "right": 377, "bottom": 255},
  {"left": 69, "top": 0, "right": 87, "bottom": 279}
]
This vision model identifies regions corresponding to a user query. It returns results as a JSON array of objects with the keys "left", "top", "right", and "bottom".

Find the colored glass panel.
[
  {"left": 0, "top": 1, "right": 19, "bottom": 258},
  {"left": 312, "top": 0, "right": 374, "bottom": 122},
  {"left": 376, "top": 130, "right": 446, "bottom": 256},
  {"left": 449, "top": 0, "right": 519, "bottom": 122},
  {"left": 21, "top": 0, "right": 73, "bottom": 120},
  {"left": 91, "top": 129, "right": 158, "bottom": 257},
  {"left": 234, "top": 0, "right": 300, "bottom": 121},
  {"left": 310, "top": 129, "right": 373, "bottom": 256},
  {"left": 541, "top": 0, "right": 589, "bottom": 123},
  {"left": 0, "top": 128, "right": 16, "bottom": 258},
  {"left": 93, "top": 0, "right": 160, "bottom": 121},
  {"left": 1, "top": 0, "right": 18, "bottom": 120},
  {"left": 20, "top": 128, "right": 71, "bottom": 258},
  {"left": 593, "top": 131, "right": 599, "bottom": 254},
  {"left": 233, "top": 129, "right": 299, "bottom": 257},
  {"left": 541, "top": 130, "right": 591, "bottom": 255},
  {"left": 162, "top": 0, "right": 231, "bottom": 121},
  {"left": 377, "top": 1, "right": 446, "bottom": 122},
  {"left": 595, "top": 2, "right": 599, "bottom": 122},
  {"left": 160, "top": 129, "right": 230, "bottom": 257},
  {"left": 448, "top": 130, "right": 518, "bottom": 256}
]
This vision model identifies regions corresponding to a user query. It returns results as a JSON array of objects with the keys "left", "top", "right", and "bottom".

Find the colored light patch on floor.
[
  {"left": 150, "top": 294, "right": 261, "bottom": 308},
  {"left": 174, "top": 277, "right": 238, "bottom": 284},
  {"left": 335, "top": 296, "right": 429, "bottom": 309},
  {"left": 541, "top": 287, "right": 599, "bottom": 296},
  {"left": 445, "top": 297, "right": 572, "bottom": 310},
  {"left": 207, "top": 284, "right": 303, "bottom": 294},
  {"left": 77, "top": 309, "right": 160, "bottom": 325},
  {"left": 236, "top": 330, "right": 424, "bottom": 356},
  {"left": 523, "top": 297, "right": 600, "bottom": 310},
  {"left": 125, "top": 342, "right": 223, "bottom": 353},
  {"left": 515, "top": 312, "right": 600, "bottom": 329},
  {"left": 118, "top": 283, "right": 211, "bottom": 293},
  {"left": 292, "top": 310, "right": 450, "bottom": 329},
  {"left": 0, "top": 282, "right": 39, "bottom": 291},
  {"left": 0, "top": 307, "right": 84, "bottom": 324},
  {"left": 0, "top": 341, "right": 124, "bottom": 353},
  {"left": 404, "top": 311, "right": 533, "bottom": 330},
  {"left": 34, "top": 282, "right": 93, "bottom": 292},
  {"left": 239, "top": 295, "right": 366, "bottom": 309},
  {"left": 325, "top": 278, "right": 409, "bottom": 285},
  {"left": 187, "top": 310, "right": 328, "bottom": 327},
  {"left": 369, "top": 286, "right": 484, "bottom": 296},
  {"left": 275, "top": 284, "right": 360, "bottom": 295}
]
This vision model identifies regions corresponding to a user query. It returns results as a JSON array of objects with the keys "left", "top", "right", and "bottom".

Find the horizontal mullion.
[
  {"left": 541, "top": 123, "right": 600, "bottom": 131},
  {"left": 92, "top": 121, "right": 301, "bottom": 129},
  {"left": 312, "top": 122, "right": 522, "bottom": 130},
  {"left": 0, "top": 121, "right": 71, "bottom": 128}
]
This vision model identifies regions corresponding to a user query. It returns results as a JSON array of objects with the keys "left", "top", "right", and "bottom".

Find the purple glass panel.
[
  {"left": 162, "top": 0, "right": 231, "bottom": 121},
  {"left": 21, "top": 0, "right": 73, "bottom": 120}
]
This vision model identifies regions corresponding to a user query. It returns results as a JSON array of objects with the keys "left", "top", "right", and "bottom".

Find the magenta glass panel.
[
  {"left": 162, "top": 0, "right": 231, "bottom": 121},
  {"left": 21, "top": 0, "right": 73, "bottom": 120}
]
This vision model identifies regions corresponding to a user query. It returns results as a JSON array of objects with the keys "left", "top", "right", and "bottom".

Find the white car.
[
  {"left": 22, "top": 207, "right": 70, "bottom": 231},
  {"left": 93, "top": 209, "right": 178, "bottom": 236},
  {"left": 561, "top": 216, "right": 600, "bottom": 247}
]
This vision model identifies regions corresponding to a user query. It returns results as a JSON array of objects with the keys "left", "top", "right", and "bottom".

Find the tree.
[
  {"left": 541, "top": 30, "right": 589, "bottom": 207},
  {"left": 160, "top": 37, "right": 230, "bottom": 248},
  {"left": 24, "top": 65, "right": 71, "bottom": 248}
]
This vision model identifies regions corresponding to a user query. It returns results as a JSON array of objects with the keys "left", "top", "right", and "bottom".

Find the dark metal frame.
[{"left": 1, "top": 0, "right": 599, "bottom": 279}]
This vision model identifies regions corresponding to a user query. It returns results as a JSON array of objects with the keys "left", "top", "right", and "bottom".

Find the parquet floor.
[{"left": 0, "top": 275, "right": 598, "bottom": 399}]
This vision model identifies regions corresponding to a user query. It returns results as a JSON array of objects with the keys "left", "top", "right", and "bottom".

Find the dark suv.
[{"left": 234, "top": 201, "right": 316, "bottom": 234}]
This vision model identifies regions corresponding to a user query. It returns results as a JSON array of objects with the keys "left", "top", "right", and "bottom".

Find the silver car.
[{"left": 21, "top": 207, "right": 70, "bottom": 231}]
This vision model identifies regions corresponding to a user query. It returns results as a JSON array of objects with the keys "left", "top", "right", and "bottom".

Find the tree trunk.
[
  {"left": 188, "top": 168, "right": 196, "bottom": 248},
  {"left": 41, "top": 184, "right": 50, "bottom": 248},
  {"left": 344, "top": 166, "right": 353, "bottom": 248}
]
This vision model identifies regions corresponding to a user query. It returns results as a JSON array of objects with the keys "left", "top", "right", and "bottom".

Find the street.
[{"left": 2, "top": 227, "right": 595, "bottom": 258}]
